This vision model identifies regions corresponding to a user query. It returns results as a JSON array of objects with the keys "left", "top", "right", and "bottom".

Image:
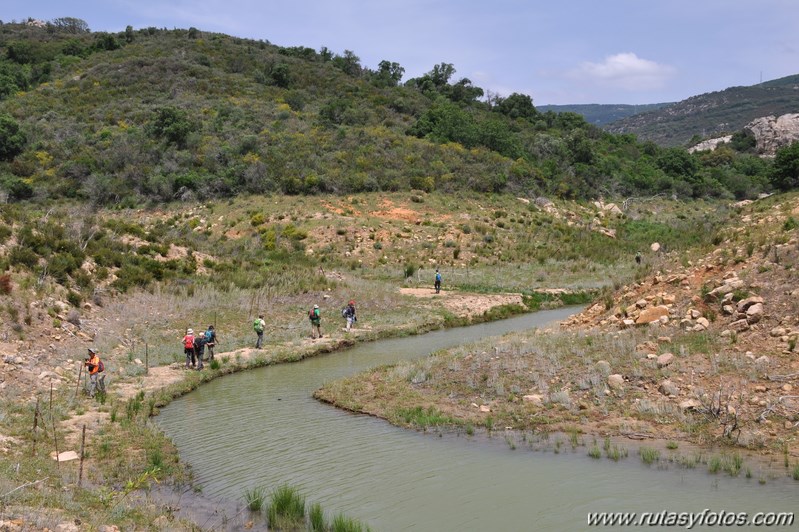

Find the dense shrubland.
[{"left": 0, "top": 19, "right": 796, "bottom": 207}]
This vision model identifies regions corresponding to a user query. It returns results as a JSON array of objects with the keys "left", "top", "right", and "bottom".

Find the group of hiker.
[
  {"left": 83, "top": 271, "right": 443, "bottom": 395},
  {"left": 254, "top": 299, "right": 358, "bottom": 345},
  {"left": 181, "top": 325, "right": 218, "bottom": 370}
]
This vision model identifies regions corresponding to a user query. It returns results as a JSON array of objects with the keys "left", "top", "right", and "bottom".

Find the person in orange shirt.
[{"left": 84, "top": 347, "right": 103, "bottom": 397}]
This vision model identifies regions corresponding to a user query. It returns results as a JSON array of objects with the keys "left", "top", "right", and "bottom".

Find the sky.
[{"left": 4, "top": 0, "right": 799, "bottom": 105}]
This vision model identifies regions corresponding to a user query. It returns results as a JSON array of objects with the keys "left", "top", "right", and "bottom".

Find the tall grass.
[
  {"left": 267, "top": 484, "right": 306, "bottom": 529},
  {"left": 244, "top": 485, "right": 267, "bottom": 512}
]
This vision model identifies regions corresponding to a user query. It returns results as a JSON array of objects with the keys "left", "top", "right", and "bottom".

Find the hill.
[
  {"left": 537, "top": 102, "right": 671, "bottom": 126},
  {"left": 0, "top": 20, "right": 781, "bottom": 205},
  {"left": 607, "top": 74, "right": 799, "bottom": 147}
]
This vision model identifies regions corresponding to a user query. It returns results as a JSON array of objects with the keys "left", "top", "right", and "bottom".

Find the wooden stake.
[
  {"left": 51, "top": 386, "right": 59, "bottom": 468},
  {"left": 32, "top": 397, "right": 40, "bottom": 456},
  {"left": 145, "top": 342, "right": 149, "bottom": 375},
  {"left": 78, "top": 424, "right": 86, "bottom": 486}
]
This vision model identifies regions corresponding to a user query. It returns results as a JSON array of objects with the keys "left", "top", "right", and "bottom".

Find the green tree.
[
  {"left": 495, "top": 93, "right": 537, "bottom": 120},
  {"left": 770, "top": 141, "right": 799, "bottom": 191},
  {"left": 0, "top": 114, "right": 26, "bottom": 160},
  {"left": 50, "top": 17, "right": 90, "bottom": 33},
  {"left": 373, "top": 60, "right": 405, "bottom": 87},
  {"left": 148, "top": 107, "right": 193, "bottom": 148}
]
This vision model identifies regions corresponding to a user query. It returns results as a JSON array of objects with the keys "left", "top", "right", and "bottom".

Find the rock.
[
  {"left": 659, "top": 380, "right": 679, "bottom": 396},
  {"left": 650, "top": 242, "right": 660, "bottom": 252},
  {"left": 134, "top": 358, "right": 143, "bottom": 365},
  {"left": 722, "top": 305, "right": 735, "bottom": 315},
  {"left": 746, "top": 113, "right": 799, "bottom": 156},
  {"left": 770, "top": 327, "right": 787, "bottom": 337},
  {"left": 696, "top": 317, "right": 710, "bottom": 329},
  {"left": 635, "top": 306, "right": 669, "bottom": 325},
  {"left": 729, "top": 319, "right": 750, "bottom": 332},
  {"left": 656, "top": 353, "right": 675, "bottom": 368},
  {"left": 657, "top": 336, "right": 672, "bottom": 344},
  {"left": 679, "top": 399, "right": 701, "bottom": 411},
  {"left": 621, "top": 319, "right": 636, "bottom": 329},
  {"left": 522, "top": 394, "right": 543, "bottom": 406},
  {"left": 746, "top": 303, "right": 764, "bottom": 323},
  {"left": 737, "top": 296, "right": 764, "bottom": 313},
  {"left": 595, "top": 360, "right": 611, "bottom": 376},
  {"left": 783, "top": 384, "right": 794, "bottom": 392},
  {"left": 689, "top": 309, "right": 701, "bottom": 319},
  {"left": 635, "top": 299, "right": 648, "bottom": 309},
  {"left": 479, "top": 405, "right": 491, "bottom": 413},
  {"left": 53, "top": 450, "right": 79, "bottom": 461},
  {"left": 607, "top": 374, "right": 625, "bottom": 391},
  {"left": 754, "top": 385, "right": 767, "bottom": 393}
]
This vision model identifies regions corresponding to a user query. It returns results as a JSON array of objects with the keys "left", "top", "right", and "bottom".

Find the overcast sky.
[{"left": 4, "top": 0, "right": 798, "bottom": 105}]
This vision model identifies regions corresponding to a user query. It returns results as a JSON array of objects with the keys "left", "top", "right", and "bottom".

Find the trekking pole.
[{"left": 74, "top": 362, "right": 83, "bottom": 399}]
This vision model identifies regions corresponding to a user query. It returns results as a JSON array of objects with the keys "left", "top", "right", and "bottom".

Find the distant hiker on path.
[
  {"left": 205, "top": 325, "right": 217, "bottom": 360},
  {"left": 193, "top": 331, "right": 206, "bottom": 370},
  {"left": 309, "top": 304, "right": 322, "bottom": 339},
  {"left": 183, "top": 328, "right": 196, "bottom": 369},
  {"left": 254, "top": 314, "right": 266, "bottom": 349},
  {"left": 635, "top": 251, "right": 642, "bottom": 265},
  {"left": 434, "top": 268, "right": 442, "bottom": 294},
  {"left": 342, "top": 300, "right": 357, "bottom": 332},
  {"left": 84, "top": 347, "right": 104, "bottom": 397}
]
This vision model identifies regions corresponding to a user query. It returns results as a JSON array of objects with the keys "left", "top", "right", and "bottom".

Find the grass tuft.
[{"left": 244, "top": 485, "right": 267, "bottom": 512}]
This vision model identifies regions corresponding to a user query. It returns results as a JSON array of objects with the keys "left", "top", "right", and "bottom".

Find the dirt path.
[{"left": 398, "top": 287, "right": 523, "bottom": 318}]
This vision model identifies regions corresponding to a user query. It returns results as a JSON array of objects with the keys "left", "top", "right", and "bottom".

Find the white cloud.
[{"left": 570, "top": 53, "right": 675, "bottom": 91}]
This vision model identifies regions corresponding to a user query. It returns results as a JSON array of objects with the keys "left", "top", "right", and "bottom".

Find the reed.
[
  {"left": 244, "top": 485, "right": 267, "bottom": 512},
  {"left": 267, "top": 484, "right": 306, "bottom": 529},
  {"left": 639, "top": 447, "right": 660, "bottom": 465}
]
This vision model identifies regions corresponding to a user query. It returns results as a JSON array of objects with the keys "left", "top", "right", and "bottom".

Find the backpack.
[
  {"left": 341, "top": 307, "right": 348, "bottom": 318},
  {"left": 205, "top": 330, "right": 215, "bottom": 344},
  {"left": 436, "top": 272, "right": 442, "bottom": 282},
  {"left": 309, "top": 308, "right": 319, "bottom": 320},
  {"left": 184, "top": 335, "right": 194, "bottom": 349},
  {"left": 253, "top": 319, "right": 264, "bottom": 333},
  {"left": 97, "top": 359, "right": 105, "bottom": 373}
]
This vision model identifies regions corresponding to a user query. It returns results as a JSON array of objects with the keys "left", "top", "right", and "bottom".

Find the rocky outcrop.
[
  {"left": 747, "top": 114, "right": 799, "bottom": 156},
  {"left": 689, "top": 113, "right": 799, "bottom": 157}
]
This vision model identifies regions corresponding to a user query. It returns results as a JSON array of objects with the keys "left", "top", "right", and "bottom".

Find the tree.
[
  {"left": 0, "top": 114, "right": 26, "bottom": 160},
  {"left": 372, "top": 60, "right": 404, "bottom": 87},
  {"left": 332, "top": 50, "right": 361, "bottom": 77},
  {"left": 770, "top": 141, "right": 799, "bottom": 191},
  {"left": 50, "top": 17, "right": 90, "bottom": 34},
  {"left": 495, "top": 93, "right": 537, "bottom": 120},
  {"left": 148, "top": 107, "right": 193, "bottom": 148}
]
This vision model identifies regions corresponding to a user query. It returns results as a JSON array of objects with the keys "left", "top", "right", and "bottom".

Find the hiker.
[
  {"left": 193, "top": 331, "right": 206, "bottom": 370},
  {"left": 183, "top": 328, "right": 196, "bottom": 368},
  {"left": 84, "top": 348, "right": 104, "bottom": 397},
  {"left": 309, "top": 304, "right": 322, "bottom": 339},
  {"left": 635, "top": 251, "right": 642, "bottom": 265},
  {"left": 434, "top": 268, "right": 442, "bottom": 294},
  {"left": 205, "top": 325, "right": 217, "bottom": 360},
  {"left": 254, "top": 314, "right": 266, "bottom": 349},
  {"left": 342, "top": 300, "right": 357, "bottom": 331}
]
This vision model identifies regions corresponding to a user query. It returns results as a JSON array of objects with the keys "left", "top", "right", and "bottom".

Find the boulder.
[
  {"left": 659, "top": 380, "right": 680, "bottom": 396},
  {"left": 635, "top": 306, "right": 669, "bottom": 325},
  {"left": 522, "top": 394, "right": 544, "bottom": 406},
  {"left": 746, "top": 303, "right": 764, "bottom": 324},
  {"left": 679, "top": 399, "right": 702, "bottom": 411},
  {"left": 657, "top": 353, "right": 675, "bottom": 368},
  {"left": 607, "top": 374, "right": 625, "bottom": 391},
  {"left": 595, "top": 360, "right": 611, "bottom": 376},
  {"left": 737, "top": 296, "right": 764, "bottom": 313}
]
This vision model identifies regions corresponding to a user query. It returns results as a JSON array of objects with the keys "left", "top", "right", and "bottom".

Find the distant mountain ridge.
[
  {"left": 536, "top": 103, "right": 671, "bottom": 126},
  {"left": 605, "top": 74, "right": 799, "bottom": 147}
]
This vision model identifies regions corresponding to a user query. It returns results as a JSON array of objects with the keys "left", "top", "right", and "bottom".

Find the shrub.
[{"left": 0, "top": 274, "right": 11, "bottom": 295}]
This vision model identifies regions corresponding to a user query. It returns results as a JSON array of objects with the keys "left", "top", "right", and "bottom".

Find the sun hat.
[
  {"left": 187, "top": 328, "right": 193, "bottom": 334},
  {"left": 313, "top": 304, "right": 319, "bottom": 309},
  {"left": 87, "top": 347, "right": 97, "bottom": 354}
]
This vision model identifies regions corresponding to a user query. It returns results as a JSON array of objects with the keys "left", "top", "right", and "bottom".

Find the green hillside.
[
  {"left": 607, "top": 74, "right": 799, "bottom": 147},
  {"left": 0, "top": 19, "right": 791, "bottom": 205},
  {"left": 537, "top": 103, "right": 672, "bottom": 126}
]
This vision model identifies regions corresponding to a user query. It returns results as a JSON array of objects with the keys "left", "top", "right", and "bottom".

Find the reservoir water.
[{"left": 155, "top": 307, "right": 797, "bottom": 530}]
